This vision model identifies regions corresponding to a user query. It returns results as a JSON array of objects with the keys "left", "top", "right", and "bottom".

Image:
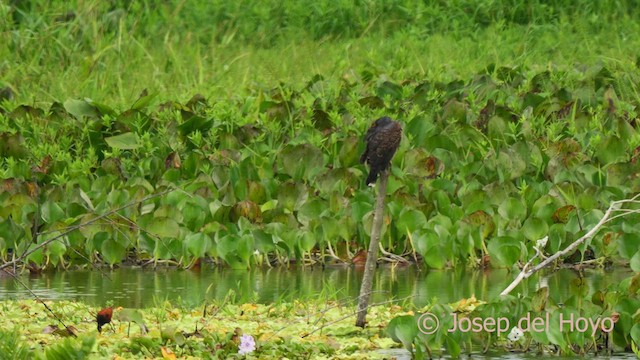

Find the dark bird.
[
  {"left": 96, "top": 307, "right": 113, "bottom": 333},
  {"left": 360, "top": 117, "right": 402, "bottom": 185}
]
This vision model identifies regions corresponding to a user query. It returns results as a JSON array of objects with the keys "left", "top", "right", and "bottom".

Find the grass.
[{"left": 2, "top": 0, "right": 640, "bottom": 108}]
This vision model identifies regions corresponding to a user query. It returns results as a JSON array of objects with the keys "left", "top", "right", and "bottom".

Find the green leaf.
[
  {"left": 101, "top": 238, "right": 126, "bottom": 264},
  {"left": 184, "top": 233, "right": 209, "bottom": 258},
  {"left": 596, "top": 135, "right": 627, "bottom": 164},
  {"left": 387, "top": 315, "right": 418, "bottom": 351},
  {"left": 498, "top": 198, "right": 526, "bottom": 222},
  {"left": 413, "top": 230, "right": 449, "bottom": 269},
  {"left": 104, "top": 132, "right": 141, "bottom": 150},
  {"left": 445, "top": 334, "right": 461, "bottom": 358},
  {"left": 63, "top": 98, "right": 99, "bottom": 119},
  {"left": 522, "top": 217, "right": 548, "bottom": 241},
  {"left": 147, "top": 218, "right": 180, "bottom": 238},
  {"left": 278, "top": 144, "right": 324, "bottom": 180},
  {"left": 487, "top": 236, "right": 521, "bottom": 267},
  {"left": 631, "top": 250, "right": 640, "bottom": 273},
  {"left": 631, "top": 323, "right": 640, "bottom": 346},
  {"left": 131, "top": 91, "right": 157, "bottom": 110},
  {"left": 396, "top": 208, "right": 427, "bottom": 234},
  {"left": 41, "top": 201, "right": 65, "bottom": 223}
]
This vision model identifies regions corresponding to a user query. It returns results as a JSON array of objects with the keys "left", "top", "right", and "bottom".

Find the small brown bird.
[
  {"left": 360, "top": 117, "right": 402, "bottom": 185},
  {"left": 96, "top": 307, "right": 113, "bottom": 333}
]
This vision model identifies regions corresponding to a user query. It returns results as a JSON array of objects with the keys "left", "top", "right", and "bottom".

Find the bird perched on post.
[{"left": 360, "top": 117, "right": 402, "bottom": 186}]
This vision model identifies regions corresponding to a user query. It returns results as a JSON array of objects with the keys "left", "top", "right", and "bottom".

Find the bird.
[
  {"left": 360, "top": 117, "right": 402, "bottom": 185},
  {"left": 96, "top": 307, "right": 113, "bottom": 333}
]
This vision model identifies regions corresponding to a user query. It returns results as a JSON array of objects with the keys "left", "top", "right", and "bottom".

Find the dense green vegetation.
[{"left": 2, "top": 0, "right": 640, "bottom": 358}]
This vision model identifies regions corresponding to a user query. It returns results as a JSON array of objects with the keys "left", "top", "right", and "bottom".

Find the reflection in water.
[{"left": 0, "top": 266, "right": 633, "bottom": 309}]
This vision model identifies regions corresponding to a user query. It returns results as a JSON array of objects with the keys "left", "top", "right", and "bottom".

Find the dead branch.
[
  {"left": 500, "top": 194, "right": 640, "bottom": 296},
  {"left": 0, "top": 188, "right": 175, "bottom": 271},
  {"left": 356, "top": 171, "right": 389, "bottom": 327}
]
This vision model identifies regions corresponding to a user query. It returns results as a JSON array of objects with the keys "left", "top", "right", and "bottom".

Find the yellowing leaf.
[{"left": 161, "top": 346, "right": 176, "bottom": 360}]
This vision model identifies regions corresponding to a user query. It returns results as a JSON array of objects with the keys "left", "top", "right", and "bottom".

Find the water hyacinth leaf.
[
  {"left": 0, "top": 217, "right": 25, "bottom": 247},
  {"left": 596, "top": 135, "right": 627, "bottom": 164},
  {"left": 413, "top": 231, "right": 448, "bottom": 269},
  {"left": 278, "top": 144, "right": 324, "bottom": 180},
  {"left": 297, "top": 199, "right": 325, "bottom": 227},
  {"left": 618, "top": 233, "right": 640, "bottom": 259},
  {"left": 230, "top": 200, "right": 262, "bottom": 223},
  {"left": 297, "top": 231, "right": 316, "bottom": 252},
  {"left": 445, "top": 335, "right": 461, "bottom": 358},
  {"left": 147, "top": 218, "right": 181, "bottom": 238},
  {"left": 101, "top": 238, "right": 126, "bottom": 265},
  {"left": 464, "top": 210, "right": 495, "bottom": 239},
  {"left": 252, "top": 229, "right": 276, "bottom": 253},
  {"left": 387, "top": 315, "right": 418, "bottom": 351},
  {"left": 631, "top": 324, "right": 640, "bottom": 346},
  {"left": 522, "top": 217, "right": 548, "bottom": 241},
  {"left": 551, "top": 205, "right": 576, "bottom": 223},
  {"left": 403, "top": 148, "right": 442, "bottom": 178},
  {"left": 236, "top": 234, "right": 255, "bottom": 264},
  {"left": 396, "top": 208, "right": 427, "bottom": 234},
  {"left": 184, "top": 232, "right": 209, "bottom": 258},
  {"left": 547, "top": 224, "right": 566, "bottom": 253},
  {"left": 277, "top": 181, "right": 308, "bottom": 212},
  {"left": 498, "top": 198, "right": 526, "bottom": 222},
  {"left": 215, "top": 234, "right": 236, "bottom": 262},
  {"left": 43, "top": 233, "right": 67, "bottom": 265},
  {"left": 105, "top": 132, "right": 142, "bottom": 150},
  {"left": 337, "top": 136, "right": 359, "bottom": 167},
  {"left": 487, "top": 236, "right": 521, "bottom": 267},
  {"left": 41, "top": 200, "right": 65, "bottom": 223},
  {"left": 631, "top": 250, "right": 640, "bottom": 273}
]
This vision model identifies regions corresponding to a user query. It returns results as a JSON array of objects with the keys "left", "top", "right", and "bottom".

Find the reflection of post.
[{"left": 356, "top": 171, "right": 388, "bottom": 328}]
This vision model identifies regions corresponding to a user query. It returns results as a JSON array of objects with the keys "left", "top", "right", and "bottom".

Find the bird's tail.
[{"left": 365, "top": 169, "right": 379, "bottom": 186}]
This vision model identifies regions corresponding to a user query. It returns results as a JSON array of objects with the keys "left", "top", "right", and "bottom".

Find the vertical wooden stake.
[{"left": 356, "top": 171, "right": 389, "bottom": 327}]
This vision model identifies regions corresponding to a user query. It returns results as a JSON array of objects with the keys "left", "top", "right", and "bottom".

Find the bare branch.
[
  {"left": 356, "top": 171, "right": 389, "bottom": 327},
  {"left": 500, "top": 196, "right": 635, "bottom": 296},
  {"left": 0, "top": 188, "right": 175, "bottom": 271}
]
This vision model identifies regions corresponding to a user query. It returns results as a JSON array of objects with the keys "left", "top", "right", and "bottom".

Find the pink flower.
[{"left": 238, "top": 334, "right": 256, "bottom": 355}]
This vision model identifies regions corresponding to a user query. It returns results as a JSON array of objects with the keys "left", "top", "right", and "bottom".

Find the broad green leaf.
[
  {"left": 631, "top": 250, "right": 640, "bottom": 273},
  {"left": 101, "top": 238, "right": 126, "bottom": 265},
  {"left": 105, "top": 132, "right": 141, "bottom": 150},
  {"left": 498, "top": 198, "right": 526, "bottom": 222},
  {"left": 41, "top": 201, "right": 65, "bottom": 223},
  {"left": 147, "top": 218, "right": 180, "bottom": 238},
  {"left": 184, "top": 232, "right": 209, "bottom": 258},
  {"left": 522, "top": 217, "right": 548, "bottom": 241},
  {"left": 396, "top": 208, "right": 427, "bottom": 234},
  {"left": 278, "top": 144, "right": 324, "bottom": 180},
  {"left": 63, "top": 98, "right": 99, "bottom": 119},
  {"left": 387, "top": 315, "right": 418, "bottom": 351},
  {"left": 487, "top": 236, "right": 521, "bottom": 267},
  {"left": 596, "top": 135, "right": 627, "bottom": 164}
]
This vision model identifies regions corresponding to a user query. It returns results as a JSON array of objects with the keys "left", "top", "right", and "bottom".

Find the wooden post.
[{"left": 355, "top": 171, "right": 389, "bottom": 327}]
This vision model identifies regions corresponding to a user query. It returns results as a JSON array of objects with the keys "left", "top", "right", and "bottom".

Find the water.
[{"left": 0, "top": 265, "right": 632, "bottom": 309}]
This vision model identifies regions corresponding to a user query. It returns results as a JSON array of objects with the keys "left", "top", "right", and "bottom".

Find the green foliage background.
[{"left": 1, "top": 0, "right": 640, "bottom": 271}]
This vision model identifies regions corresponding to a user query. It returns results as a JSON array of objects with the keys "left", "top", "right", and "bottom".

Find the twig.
[
  {"left": 0, "top": 188, "right": 175, "bottom": 271},
  {"left": 303, "top": 294, "right": 415, "bottom": 338},
  {"left": 500, "top": 196, "right": 640, "bottom": 296},
  {"left": 8, "top": 272, "right": 76, "bottom": 336}
]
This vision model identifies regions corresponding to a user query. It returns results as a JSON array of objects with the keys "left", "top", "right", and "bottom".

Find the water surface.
[{"left": 0, "top": 265, "right": 632, "bottom": 308}]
